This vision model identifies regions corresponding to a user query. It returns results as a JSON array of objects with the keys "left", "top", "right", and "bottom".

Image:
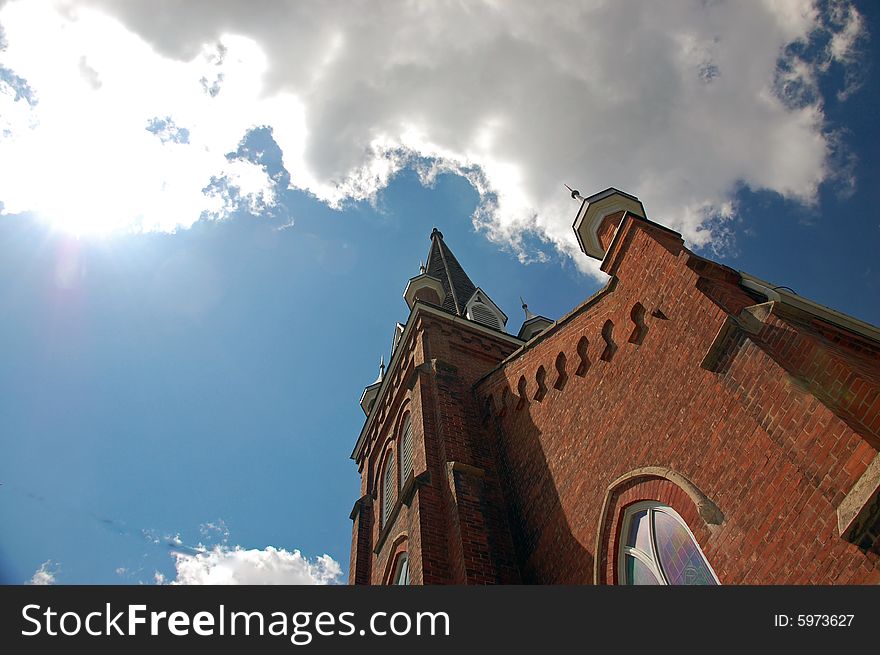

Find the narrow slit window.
[
  {"left": 393, "top": 553, "right": 410, "bottom": 585},
  {"left": 399, "top": 416, "right": 414, "bottom": 488},
  {"left": 382, "top": 452, "right": 395, "bottom": 527}
]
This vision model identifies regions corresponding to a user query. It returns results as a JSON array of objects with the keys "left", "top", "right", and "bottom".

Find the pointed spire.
[
  {"left": 423, "top": 228, "right": 477, "bottom": 316},
  {"left": 564, "top": 183, "right": 584, "bottom": 202},
  {"left": 521, "top": 296, "right": 536, "bottom": 320}
]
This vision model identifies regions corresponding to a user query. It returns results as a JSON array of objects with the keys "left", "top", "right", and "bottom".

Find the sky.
[{"left": 0, "top": 0, "right": 878, "bottom": 585}]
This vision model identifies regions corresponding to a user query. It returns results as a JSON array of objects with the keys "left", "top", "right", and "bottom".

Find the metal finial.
[
  {"left": 520, "top": 296, "right": 536, "bottom": 320},
  {"left": 430, "top": 227, "right": 444, "bottom": 240},
  {"left": 419, "top": 259, "right": 426, "bottom": 274},
  {"left": 564, "top": 183, "right": 584, "bottom": 201},
  {"left": 372, "top": 355, "right": 386, "bottom": 384}
]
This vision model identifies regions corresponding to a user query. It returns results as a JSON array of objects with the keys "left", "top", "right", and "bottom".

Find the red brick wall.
[
  {"left": 476, "top": 220, "right": 880, "bottom": 584},
  {"left": 348, "top": 498, "right": 372, "bottom": 585},
  {"left": 351, "top": 216, "right": 880, "bottom": 585},
  {"left": 351, "top": 310, "right": 521, "bottom": 584},
  {"left": 414, "top": 318, "right": 522, "bottom": 583}
]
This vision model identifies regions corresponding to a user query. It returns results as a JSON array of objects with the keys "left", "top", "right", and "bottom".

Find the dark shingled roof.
[{"left": 424, "top": 228, "right": 477, "bottom": 316}]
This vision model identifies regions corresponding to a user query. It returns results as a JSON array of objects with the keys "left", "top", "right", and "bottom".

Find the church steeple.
[
  {"left": 423, "top": 227, "right": 478, "bottom": 317},
  {"left": 350, "top": 227, "right": 528, "bottom": 586},
  {"left": 405, "top": 228, "right": 508, "bottom": 330}
]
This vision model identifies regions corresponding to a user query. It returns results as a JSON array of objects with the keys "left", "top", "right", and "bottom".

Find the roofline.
[
  {"left": 603, "top": 210, "right": 681, "bottom": 250},
  {"left": 470, "top": 265, "right": 880, "bottom": 396},
  {"left": 739, "top": 272, "right": 880, "bottom": 344},
  {"left": 433, "top": 233, "right": 462, "bottom": 314},
  {"left": 351, "top": 301, "right": 524, "bottom": 462},
  {"left": 584, "top": 186, "right": 642, "bottom": 205},
  {"left": 520, "top": 314, "right": 553, "bottom": 327}
]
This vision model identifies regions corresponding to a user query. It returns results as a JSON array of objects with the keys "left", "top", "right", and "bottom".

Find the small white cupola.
[
  {"left": 464, "top": 288, "right": 507, "bottom": 330},
  {"left": 517, "top": 298, "right": 554, "bottom": 341},
  {"left": 359, "top": 357, "right": 385, "bottom": 416},
  {"left": 403, "top": 262, "right": 446, "bottom": 310},
  {"left": 571, "top": 187, "right": 646, "bottom": 260}
]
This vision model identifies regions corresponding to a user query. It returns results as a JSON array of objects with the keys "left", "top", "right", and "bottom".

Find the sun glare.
[{"left": 0, "top": 1, "right": 278, "bottom": 236}]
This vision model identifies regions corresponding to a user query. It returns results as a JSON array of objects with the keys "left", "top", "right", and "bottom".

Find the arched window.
[
  {"left": 399, "top": 415, "right": 414, "bottom": 488},
  {"left": 392, "top": 553, "right": 410, "bottom": 585},
  {"left": 618, "top": 501, "right": 718, "bottom": 585},
  {"left": 381, "top": 451, "right": 395, "bottom": 527}
]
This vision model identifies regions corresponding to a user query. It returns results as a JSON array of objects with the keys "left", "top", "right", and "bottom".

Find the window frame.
[
  {"left": 391, "top": 553, "right": 410, "bottom": 585},
  {"left": 380, "top": 448, "right": 396, "bottom": 528},
  {"left": 398, "top": 413, "right": 414, "bottom": 490},
  {"left": 617, "top": 500, "right": 719, "bottom": 585}
]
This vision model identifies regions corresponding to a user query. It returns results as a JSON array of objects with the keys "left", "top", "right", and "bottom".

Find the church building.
[{"left": 348, "top": 188, "right": 880, "bottom": 585}]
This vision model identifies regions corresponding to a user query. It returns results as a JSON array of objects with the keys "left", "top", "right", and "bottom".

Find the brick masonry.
[{"left": 350, "top": 214, "right": 880, "bottom": 585}]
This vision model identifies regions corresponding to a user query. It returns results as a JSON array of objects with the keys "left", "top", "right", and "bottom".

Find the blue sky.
[{"left": 0, "top": 0, "right": 878, "bottom": 584}]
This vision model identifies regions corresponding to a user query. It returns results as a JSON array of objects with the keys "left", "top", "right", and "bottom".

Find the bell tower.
[{"left": 348, "top": 228, "right": 528, "bottom": 584}]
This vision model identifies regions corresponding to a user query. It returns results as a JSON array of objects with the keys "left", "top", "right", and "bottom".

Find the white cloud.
[
  {"left": 0, "top": 0, "right": 866, "bottom": 274},
  {"left": 164, "top": 545, "right": 342, "bottom": 585},
  {"left": 0, "top": 1, "right": 282, "bottom": 235},
  {"left": 28, "top": 560, "right": 58, "bottom": 585}
]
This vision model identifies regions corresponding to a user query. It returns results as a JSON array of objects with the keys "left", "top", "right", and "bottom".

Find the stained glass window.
[
  {"left": 652, "top": 510, "right": 716, "bottom": 585},
  {"left": 619, "top": 502, "right": 718, "bottom": 585},
  {"left": 624, "top": 554, "right": 661, "bottom": 585}
]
